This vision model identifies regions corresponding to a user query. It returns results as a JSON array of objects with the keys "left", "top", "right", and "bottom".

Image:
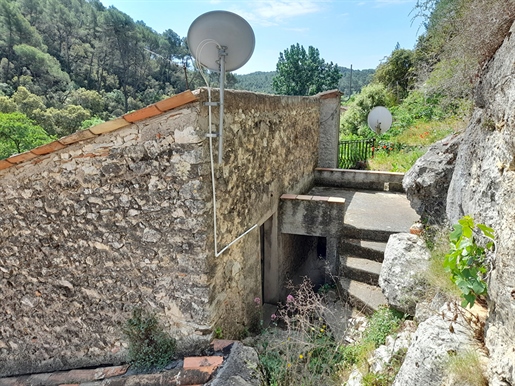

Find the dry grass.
[
  {"left": 445, "top": 350, "right": 488, "bottom": 386},
  {"left": 423, "top": 227, "right": 462, "bottom": 299}
]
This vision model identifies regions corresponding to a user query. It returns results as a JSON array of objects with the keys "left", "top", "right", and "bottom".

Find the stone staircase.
[{"left": 337, "top": 228, "right": 393, "bottom": 315}]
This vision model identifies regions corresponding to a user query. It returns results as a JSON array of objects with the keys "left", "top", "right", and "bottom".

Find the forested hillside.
[
  {"left": 234, "top": 67, "right": 374, "bottom": 96},
  {"left": 0, "top": 0, "right": 370, "bottom": 158},
  {"left": 0, "top": 0, "right": 196, "bottom": 151}
]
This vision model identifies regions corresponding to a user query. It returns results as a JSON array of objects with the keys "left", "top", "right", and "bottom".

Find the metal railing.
[{"left": 338, "top": 138, "right": 375, "bottom": 169}]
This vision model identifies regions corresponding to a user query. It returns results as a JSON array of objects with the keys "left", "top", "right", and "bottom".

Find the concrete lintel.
[{"left": 280, "top": 197, "right": 345, "bottom": 237}]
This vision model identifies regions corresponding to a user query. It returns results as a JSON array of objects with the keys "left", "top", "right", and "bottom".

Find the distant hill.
[
  {"left": 234, "top": 67, "right": 375, "bottom": 96},
  {"left": 338, "top": 67, "right": 375, "bottom": 97},
  {"left": 233, "top": 72, "right": 276, "bottom": 94}
]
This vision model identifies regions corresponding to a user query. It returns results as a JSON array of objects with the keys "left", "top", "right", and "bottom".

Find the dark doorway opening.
[{"left": 282, "top": 233, "right": 328, "bottom": 291}]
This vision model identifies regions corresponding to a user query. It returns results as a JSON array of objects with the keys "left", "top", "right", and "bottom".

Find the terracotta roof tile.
[
  {"left": 59, "top": 130, "right": 98, "bottom": 145},
  {"left": 31, "top": 140, "right": 67, "bottom": 155},
  {"left": 155, "top": 90, "right": 198, "bottom": 112},
  {"left": 0, "top": 159, "right": 13, "bottom": 170},
  {"left": 7, "top": 151, "right": 39, "bottom": 164},
  {"left": 89, "top": 118, "right": 131, "bottom": 135},
  {"left": 123, "top": 105, "right": 161, "bottom": 123},
  {"left": 0, "top": 90, "right": 200, "bottom": 168}
]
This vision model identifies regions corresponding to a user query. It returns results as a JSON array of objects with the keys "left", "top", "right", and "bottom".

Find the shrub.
[
  {"left": 122, "top": 308, "right": 177, "bottom": 371},
  {"left": 258, "top": 278, "right": 347, "bottom": 385},
  {"left": 443, "top": 216, "right": 495, "bottom": 308},
  {"left": 362, "top": 306, "right": 404, "bottom": 348},
  {"left": 257, "top": 280, "right": 406, "bottom": 385},
  {"left": 341, "top": 84, "right": 395, "bottom": 136}
]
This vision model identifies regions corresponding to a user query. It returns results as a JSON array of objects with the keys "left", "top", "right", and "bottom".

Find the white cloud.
[
  {"left": 232, "top": 0, "right": 326, "bottom": 26},
  {"left": 253, "top": 0, "right": 321, "bottom": 19}
]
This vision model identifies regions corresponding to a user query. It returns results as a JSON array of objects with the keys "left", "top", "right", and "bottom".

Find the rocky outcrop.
[
  {"left": 346, "top": 322, "right": 417, "bottom": 386},
  {"left": 403, "top": 133, "right": 462, "bottom": 224},
  {"left": 445, "top": 21, "right": 515, "bottom": 386},
  {"left": 208, "top": 342, "right": 264, "bottom": 386},
  {"left": 379, "top": 233, "right": 431, "bottom": 315},
  {"left": 393, "top": 302, "right": 485, "bottom": 386}
]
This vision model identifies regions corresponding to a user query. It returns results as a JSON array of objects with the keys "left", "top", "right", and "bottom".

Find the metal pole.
[
  {"left": 349, "top": 64, "right": 353, "bottom": 96},
  {"left": 218, "top": 47, "right": 226, "bottom": 164}
]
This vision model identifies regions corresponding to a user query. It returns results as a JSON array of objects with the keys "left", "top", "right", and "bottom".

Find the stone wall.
[
  {"left": 0, "top": 89, "right": 322, "bottom": 375},
  {"left": 446, "top": 22, "right": 515, "bottom": 385},
  {"left": 0, "top": 103, "right": 210, "bottom": 376},
  {"left": 199, "top": 89, "right": 321, "bottom": 336}
]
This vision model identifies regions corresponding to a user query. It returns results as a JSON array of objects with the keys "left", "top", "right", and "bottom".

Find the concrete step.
[
  {"left": 342, "top": 225, "right": 395, "bottom": 242},
  {"left": 338, "top": 277, "right": 387, "bottom": 315},
  {"left": 341, "top": 238, "right": 386, "bottom": 262},
  {"left": 341, "top": 256, "right": 382, "bottom": 286}
]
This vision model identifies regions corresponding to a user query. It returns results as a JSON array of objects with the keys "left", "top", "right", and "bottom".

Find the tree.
[
  {"left": 374, "top": 48, "right": 415, "bottom": 102},
  {"left": 0, "top": 111, "right": 52, "bottom": 158},
  {"left": 272, "top": 43, "right": 341, "bottom": 96},
  {"left": 341, "top": 83, "right": 394, "bottom": 136}
]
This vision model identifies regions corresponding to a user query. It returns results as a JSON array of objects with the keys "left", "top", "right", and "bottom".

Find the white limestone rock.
[{"left": 379, "top": 233, "right": 431, "bottom": 315}]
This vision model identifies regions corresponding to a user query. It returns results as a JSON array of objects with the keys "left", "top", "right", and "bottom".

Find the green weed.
[
  {"left": 443, "top": 216, "right": 495, "bottom": 307},
  {"left": 122, "top": 308, "right": 177, "bottom": 371},
  {"left": 257, "top": 279, "right": 406, "bottom": 386}
]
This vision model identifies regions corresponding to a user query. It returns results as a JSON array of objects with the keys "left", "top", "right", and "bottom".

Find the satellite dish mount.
[{"left": 187, "top": 11, "right": 255, "bottom": 164}]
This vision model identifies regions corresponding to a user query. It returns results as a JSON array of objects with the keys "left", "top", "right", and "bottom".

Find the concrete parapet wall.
[{"left": 315, "top": 168, "right": 405, "bottom": 192}]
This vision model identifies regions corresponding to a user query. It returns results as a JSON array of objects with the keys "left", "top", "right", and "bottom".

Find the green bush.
[
  {"left": 341, "top": 84, "right": 395, "bottom": 136},
  {"left": 362, "top": 306, "right": 404, "bottom": 348},
  {"left": 122, "top": 308, "right": 177, "bottom": 371},
  {"left": 443, "top": 216, "right": 495, "bottom": 308}
]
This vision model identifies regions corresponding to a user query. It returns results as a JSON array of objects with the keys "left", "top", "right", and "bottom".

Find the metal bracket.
[
  {"left": 206, "top": 132, "right": 219, "bottom": 138},
  {"left": 204, "top": 102, "right": 219, "bottom": 106}
]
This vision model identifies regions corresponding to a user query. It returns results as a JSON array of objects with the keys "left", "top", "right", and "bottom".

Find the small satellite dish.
[
  {"left": 187, "top": 10, "right": 255, "bottom": 72},
  {"left": 367, "top": 106, "right": 393, "bottom": 135},
  {"left": 187, "top": 10, "right": 255, "bottom": 164}
]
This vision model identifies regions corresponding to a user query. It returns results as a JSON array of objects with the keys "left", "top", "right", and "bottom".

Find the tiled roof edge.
[{"left": 0, "top": 90, "right": 198, "bottom": 172}]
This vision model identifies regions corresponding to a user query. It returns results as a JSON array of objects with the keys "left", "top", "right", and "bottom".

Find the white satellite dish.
[
  {"left": 187, "top": 11, "right": 255, "bottom": 72},
  {"left": 367, "top": 106, "right": 393, "bottom": 135},
  {"left": 187, "top": 10, "right": 255, "bottom": 163}
]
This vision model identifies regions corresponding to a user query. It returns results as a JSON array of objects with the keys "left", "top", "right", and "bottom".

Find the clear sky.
[{"left": 99, "top": 0, "right": 422, "bottom": 74}]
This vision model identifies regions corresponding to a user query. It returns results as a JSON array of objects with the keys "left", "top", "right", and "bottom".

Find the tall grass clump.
[
  {"left": 445, "top": 350, "right": 488, "bottom": 386},
  {"left": 258, "top": 278, "right": 345, "bottom": 386}
]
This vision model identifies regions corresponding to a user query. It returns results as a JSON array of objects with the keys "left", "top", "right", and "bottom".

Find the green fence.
[{"left": 338, "top": 138, "right": 375, "bottom": 169}]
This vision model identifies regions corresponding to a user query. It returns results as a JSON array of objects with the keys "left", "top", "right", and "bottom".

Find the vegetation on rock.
[{"left": 444, "top": 216, "right": 494, "bottom": 308}]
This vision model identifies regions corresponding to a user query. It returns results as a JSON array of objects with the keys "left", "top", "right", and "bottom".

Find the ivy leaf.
[{"left": 472, "top": 280, "right": 486, "bottom": 295}]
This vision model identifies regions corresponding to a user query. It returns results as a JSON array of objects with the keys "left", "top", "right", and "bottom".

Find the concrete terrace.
[{"left": 309, "top": 186, "right": 419, "bottom": 234}]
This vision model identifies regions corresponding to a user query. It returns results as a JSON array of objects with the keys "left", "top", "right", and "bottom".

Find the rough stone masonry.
[{"left": 0, "top": 89, "right": 322, "bottom": 377}]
